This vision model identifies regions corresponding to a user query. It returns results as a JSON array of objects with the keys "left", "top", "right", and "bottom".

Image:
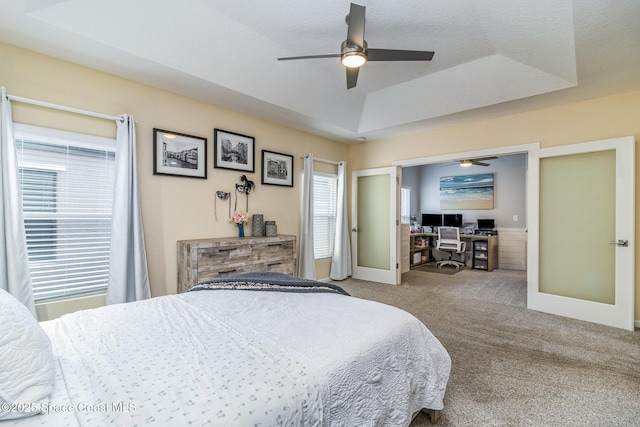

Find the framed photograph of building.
[
  {"left": 214, "top": 128, "right": 255, "bottom": 172},
  {"left": 153, "top": 128, "right": 207, "bottom": 179},
  {"left": 261, "top": 150, "right": 293, "bottom": 187}
]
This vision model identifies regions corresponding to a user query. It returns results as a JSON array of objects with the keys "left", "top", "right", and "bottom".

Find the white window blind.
[
  {"left": 401, "top": 186, "right": 411, "bottom": 224},
  {"left": 313, "top": 172, "right": 338, "bottom": 259},
  {"left": 14, "top": 124, "right": 116, "bottom": 302}
]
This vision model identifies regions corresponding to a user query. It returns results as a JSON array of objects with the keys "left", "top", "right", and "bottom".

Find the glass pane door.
[
  {"left": 357, "top": 174, "right": 390, "bottom": 270},
  {"left": 528, "top": 136, "right": 635, "bottom": 330},
  {"left": 539, "top": 150, "right": 615, "bottom": 304},
  {"left": 351, "top": 167, "right": 400, "bottom": 285}
]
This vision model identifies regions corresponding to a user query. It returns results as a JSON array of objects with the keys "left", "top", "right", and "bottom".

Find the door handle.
[
  {"left": 351, "top": 228, "right": 360, "bottom": 232},
  {"left": 608, "top": 239, "right": 629, "bottom": 247}
]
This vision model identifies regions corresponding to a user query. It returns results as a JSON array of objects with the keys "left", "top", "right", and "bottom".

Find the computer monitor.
[
  {"left": 443, "top": 213, "right": 463, "bottom": 227},
  {"left": 477, "top": 219, "right": 496, "bottom": 229},
  {"left": 421, "top": 213, "right": 443, "bottom": 228}
]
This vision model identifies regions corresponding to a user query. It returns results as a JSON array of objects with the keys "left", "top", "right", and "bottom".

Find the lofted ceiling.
[{"left": 1, "top": 0, "right": 639, "bottom": 143}]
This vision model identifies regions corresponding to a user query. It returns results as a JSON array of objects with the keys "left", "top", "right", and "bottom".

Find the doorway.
[
  {"left": 395, "top": 144, "right": 533, "bottom": 275},
  {"left": 390, "top": 140, "right": 636, "bottom": 330}
]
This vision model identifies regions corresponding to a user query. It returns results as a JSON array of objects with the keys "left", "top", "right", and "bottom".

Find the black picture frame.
[
  {"left": 214, "top": 128, "right": 255, "bottom": 172},
  {"left": 261, "top": 150, "right": 294, "bottom": 187},
  {"left": 153, "top": 128, "right": 207, "bottom": 179}
]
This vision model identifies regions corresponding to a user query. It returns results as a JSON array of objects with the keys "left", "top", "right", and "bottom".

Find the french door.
[
  {"left": 351, "top": 167, "right": 400, "bottom": 285},
  {"left": 527, "top": 136, "right": 635, "bottom": 330}
]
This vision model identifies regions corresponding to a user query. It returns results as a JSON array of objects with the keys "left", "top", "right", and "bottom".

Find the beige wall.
[
  {"left": 349, "top": 90, "right": 640, "bottom": 321},
  {"left": 3, "top": 41, "right": 639, "bottom": 322},
  {"left": 0, "top": 43, "right": 347, "bottom": 309}
]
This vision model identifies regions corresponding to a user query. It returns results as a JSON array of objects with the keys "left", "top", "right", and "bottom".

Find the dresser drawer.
[
  {"left": 197, "top": 245, "right": 252, "bottom": 270},
  {"left": 252, "top": 240, "right": 295, "bottom": 262},
  {"left": 253, "top": 260, "right": 295, "bottom": 275},
  {"left": 196, "top": 263, "right": 254, "bottom": 282}
]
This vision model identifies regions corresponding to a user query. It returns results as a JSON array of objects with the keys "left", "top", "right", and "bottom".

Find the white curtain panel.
[
  {"left": 298, "top": 154, "right": 317, "bottom": 279},
  {"left": 330, "top": 161, "right": 352, "bottom": 280},
  {"left": 106, "top": 115, "right": 151, "bottom": 304},
  {"left": 0, "top": 87, "right": 36, "bottom": 316}
]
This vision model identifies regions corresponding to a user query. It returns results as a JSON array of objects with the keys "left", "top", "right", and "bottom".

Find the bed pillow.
[{"left": 0, "top": 288, "right": 54, "bottom": 420}]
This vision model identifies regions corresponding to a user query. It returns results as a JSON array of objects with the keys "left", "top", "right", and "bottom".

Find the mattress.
[{"left": 5, "top": 280, "right": 450, "bottom": 426}]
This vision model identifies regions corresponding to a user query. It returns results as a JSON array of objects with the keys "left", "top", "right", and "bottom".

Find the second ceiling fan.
[
  {"left": 277, "top": 3, "right": 435, "bottom": 89},
  {"left": 440, "top": 157, "right": 498, "bottom": 167}
]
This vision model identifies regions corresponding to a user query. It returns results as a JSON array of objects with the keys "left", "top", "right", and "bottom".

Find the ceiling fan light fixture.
[
  {"left": 460, "top": 160, "right": 473, "bottom": 167},
  {"left": 341, "top": 51, "right": 367, "bottom": 68},
  {"left": 277, "top": 4, "right": 434, "bottom": 89}
]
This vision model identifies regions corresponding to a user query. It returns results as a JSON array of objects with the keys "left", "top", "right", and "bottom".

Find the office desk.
[{"left": 409, "top": 232, "right": 498, "bottom": 271}]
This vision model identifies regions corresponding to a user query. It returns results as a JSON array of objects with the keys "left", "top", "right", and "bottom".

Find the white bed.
[{"left": 1, "top": 273, "right": 450, "bottom": 426}]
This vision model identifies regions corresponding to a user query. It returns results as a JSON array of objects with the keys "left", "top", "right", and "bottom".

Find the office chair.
[{"left": 436, "top": 227, "right": 467, "bottom": 270}]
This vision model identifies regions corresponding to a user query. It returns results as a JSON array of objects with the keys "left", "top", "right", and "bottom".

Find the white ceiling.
[{"left": 1, "top": 0, "right": 639, "bottom": 143}]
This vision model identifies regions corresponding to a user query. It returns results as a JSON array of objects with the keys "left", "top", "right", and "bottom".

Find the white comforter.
[{"left": 7, "top": 290, "right": 450, "bottom": 426}]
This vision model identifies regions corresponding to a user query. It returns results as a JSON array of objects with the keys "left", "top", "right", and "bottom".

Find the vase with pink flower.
[{"left": 230, "top": 211, "right": 249, "bottom": 238}]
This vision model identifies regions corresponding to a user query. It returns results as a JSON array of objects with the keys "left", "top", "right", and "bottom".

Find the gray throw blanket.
[{"left": 188, "top": 272, "right": 350, "bottom": 296}]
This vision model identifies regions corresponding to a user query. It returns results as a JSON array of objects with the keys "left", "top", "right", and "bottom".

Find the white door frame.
[
  {"left": 392, "top": 143, "right": 539, "bottom": 169},
  {"left": 351, "top": 166, "right": 401, "bottom": 285},
  {"left": 527, "top": 136, "right": 635, "bottom": 330}
]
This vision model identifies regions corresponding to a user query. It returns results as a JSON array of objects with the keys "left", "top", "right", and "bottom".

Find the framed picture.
[
  {"left": 214, "top": 128, "right": 255, "bottom": 172},
  {"left": 440, "top": 173, "right": 494, "bottom": 209},
  {"left": 262, "top": 150, "right": 294, "bottom": 187},
  {"left": 153, "top": 128, "right": 207, "bottom": 179}
]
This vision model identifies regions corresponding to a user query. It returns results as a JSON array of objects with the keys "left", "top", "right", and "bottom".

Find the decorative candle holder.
[
  {"left": 265, "top": 221, "right": 277, "bottom": 237},
  {"left": 252, "top": 214, "right": 264, "bottom": 237}
]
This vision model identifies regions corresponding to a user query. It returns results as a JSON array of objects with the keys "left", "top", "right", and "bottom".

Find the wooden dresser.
[{"left": 177, "top": 235, "right": 297, "bottom": 293}]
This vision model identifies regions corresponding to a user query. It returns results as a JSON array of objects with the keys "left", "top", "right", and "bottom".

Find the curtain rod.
[
  {"left": 301, "top": 154, "right": 340, "bottom": 165},
  {"left": 6, "top": 94, "right": 123, "bottom": 122}
]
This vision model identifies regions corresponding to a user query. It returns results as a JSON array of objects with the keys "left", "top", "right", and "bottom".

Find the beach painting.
[{"left": 440, "top": 173, "right": 494, "bottom": 209}]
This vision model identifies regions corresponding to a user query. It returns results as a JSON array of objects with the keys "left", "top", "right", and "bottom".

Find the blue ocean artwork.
[{"left": 440, "top": 173, "right": 494, "bottom": 209}]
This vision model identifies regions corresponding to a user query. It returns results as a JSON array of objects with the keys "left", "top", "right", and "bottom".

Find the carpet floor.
[{"left": 333, "top": 268, "right": 640, "bottom": 427}]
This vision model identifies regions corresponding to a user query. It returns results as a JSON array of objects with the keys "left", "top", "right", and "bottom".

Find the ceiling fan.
[
  {"left": 441, "top": 157, "right": 498, "bottom": 167},
  {"left": 277, "top": 3, "right": 435, "bottom": 89}
]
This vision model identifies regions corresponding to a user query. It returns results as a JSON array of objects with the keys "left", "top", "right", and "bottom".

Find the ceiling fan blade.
[
  {"left": 346, "top": 3, "right": 366, "bottom": 47},
  {"left": 367, "top": 48, "right": 435, "bottom": 62},
  {"left": 277, "top": 53, "right": 341, "bottom": 61},
  {"left": 474, "top": 156, "right": 498, "bottom": 161},
  {"left": 346, "top": 68, "right": 359, "bottom": 89},
  {"left": 441, "top": 159, "right": 491, "bottom": 167}
]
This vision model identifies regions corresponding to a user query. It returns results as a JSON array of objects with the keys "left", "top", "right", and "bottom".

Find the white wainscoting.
[{"left": 497, "top": 228, "right": 527, "bottom": 271}]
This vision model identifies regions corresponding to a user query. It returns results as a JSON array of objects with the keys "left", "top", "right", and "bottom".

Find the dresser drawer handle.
[
  {"left": 218, "top": 248, "right": 235, "bottom": 252},
  {"left": 267, "top": 262, "right": 282, "bottom": 267},
  {"left": 267, "top": 244, "right": 282, "bottom": 247},
  {"left": 218, "top": 268, "right": 237, "bottom": 275}
]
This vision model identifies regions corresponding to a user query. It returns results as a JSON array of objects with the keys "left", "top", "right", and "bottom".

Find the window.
[
  {"left": 401, "top": 186, "right": 411, "bottom": 224},
  {"left": 313, "top": 172, "right": 338, "bottom": 259},
  {"left": 19, "top": 168, "right": 57, "bottom": 261},
  {"left": 14, "top": 124, "right": 116, "bottom": 302}
]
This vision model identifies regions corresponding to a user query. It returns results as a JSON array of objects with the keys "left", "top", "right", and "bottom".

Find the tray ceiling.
[{"left": 1, "top": 0, "right": 639, "bottom": 142}]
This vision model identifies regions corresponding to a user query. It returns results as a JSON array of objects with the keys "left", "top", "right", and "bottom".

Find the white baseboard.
[{"left": 635, "top": 320, "right": 640, "bottom": 330}]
